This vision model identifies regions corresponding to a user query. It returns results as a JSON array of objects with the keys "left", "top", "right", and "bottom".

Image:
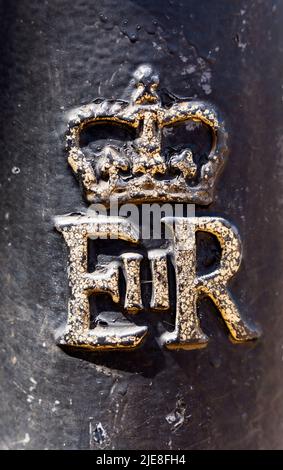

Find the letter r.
[{"left": 161, "top": 216, "right": 259, "bottom": 350}]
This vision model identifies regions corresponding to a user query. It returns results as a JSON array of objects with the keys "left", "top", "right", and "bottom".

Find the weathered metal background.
[{"left": 0, "top": 0, "right": 283, "bottom": 450}]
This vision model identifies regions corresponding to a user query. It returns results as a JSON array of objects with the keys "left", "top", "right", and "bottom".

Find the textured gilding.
[
  {"left": 161, "top": 217, "right": 259, "bottom": 350},
  {"left": 55, "top": 67, "right": 259, "bottom": 351},
  {"left": 55, "top": 215, "right": 148, "bottom": 350},
  {"left": 65, "top": 65, "right": 228, "bottom": 206},
  {"left": 55, "top": 214, "right": 259, "bottom": 350},
  {"left": 148, "top": 250, "right": 170, "bottom": 311},
  {"left": 121, "top": 253, "right": 144, "bottom": 313}
]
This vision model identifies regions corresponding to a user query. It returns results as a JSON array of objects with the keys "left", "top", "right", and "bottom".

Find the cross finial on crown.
[{"left": 131, "top": 64, "right": 160, "bottom": 105}]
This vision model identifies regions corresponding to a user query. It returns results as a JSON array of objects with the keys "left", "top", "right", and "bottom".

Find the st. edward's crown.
[{"left": 66, "top": 65, "right": 228, "bottom": 206}]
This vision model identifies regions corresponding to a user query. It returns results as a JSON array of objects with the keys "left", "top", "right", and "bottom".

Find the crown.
[{"left": 66, "top": 65, "right": 228, "bottom": 206}]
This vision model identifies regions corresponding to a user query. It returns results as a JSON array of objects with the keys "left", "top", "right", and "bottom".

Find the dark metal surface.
[{"left": 0, "top": 0, "right": 283, "bottom": 450}]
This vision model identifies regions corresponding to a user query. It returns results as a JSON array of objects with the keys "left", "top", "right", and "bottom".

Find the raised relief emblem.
[{"left": 55, "top": 65, "right": 259, "bottom": 351}]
